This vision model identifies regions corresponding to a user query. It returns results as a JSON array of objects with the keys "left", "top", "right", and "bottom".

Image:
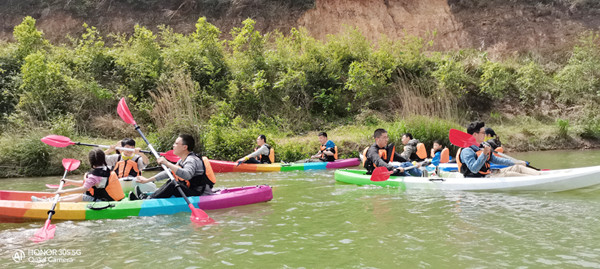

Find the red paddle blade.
[
  {"left": 117, "top": 98, "right": 137, "bottom": 125},
  {"left": 41, "top": 135, "right": 75, "bottom": 148},
  {"left": 370, "top": 166, "right": 392, "bottom": 181},
  {"left": 188, "top": 204, "right": 215, "bottom": 225},
  {"left": 31, "top": 220, "right": 56, "bottom": 243},
  {"left": 62, "top": 158, "right": 81, "bottom": 171},
  {"left": 160, "top": 150, "right": 180, "bottom": 163},
  {"left": 449, "top": 129, "right": 478, "bottom": 148}
]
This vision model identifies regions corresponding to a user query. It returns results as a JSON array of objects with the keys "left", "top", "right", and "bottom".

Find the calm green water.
[{"left": 1, "top": 150, "right": 600, "bottom": 268}]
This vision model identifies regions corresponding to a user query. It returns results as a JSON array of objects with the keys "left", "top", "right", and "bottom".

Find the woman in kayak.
[{"left": 32, "top": 148, "right": 124, "bottom": 202}]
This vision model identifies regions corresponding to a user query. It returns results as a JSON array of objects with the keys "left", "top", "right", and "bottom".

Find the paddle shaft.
[
  {"left": 44, "top": 169, "right": 68, "bottom": 226},
  {"left": 75, "top": 142, "right": 151, "bottom": 154},
  {"left": 133, "top": 126, "right": 194, "bottom": 205}
]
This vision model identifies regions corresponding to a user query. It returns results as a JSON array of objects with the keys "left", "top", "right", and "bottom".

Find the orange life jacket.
[
  {"left": 113, "top": 155, "right": 141, "bottom": 178},
  {"left": 171, "top": 155, "right": 217, "bottom": 190},
  {"left": 440, "top": 148, "right": 450, "bottom": 163},
  {"left": 86, "top": 167, "right": 125, "bottom": 201},
  {"left": 457, "top": 147, "right": 491, "bottom": 177}
]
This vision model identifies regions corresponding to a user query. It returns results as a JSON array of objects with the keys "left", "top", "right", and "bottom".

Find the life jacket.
[
  {"left": 85, "top": 167, "right": 125, "bottom": 201},
  {"left": 112, "top": 155, "right": 141, "bottom": 179},
  {"left": 416, "top": 143, "right": 427, "bottom": 160},
  {"left": 171, "top": 154, "right": 217, "bottom": 193},
  {"left": 363, "top": 144, "right": 396, "bottom": 173},
  {"left": 319, "top": 144, "right": 338, "bottom": 162},
  {"left": 440, "top": 148, "right": 450, "bottom": 163},
  {"left": 255, "top": 144, "right": 274, "bottom": 164},
  {"left": 457, "top": 146, "right": 491, "bottom": 178}
]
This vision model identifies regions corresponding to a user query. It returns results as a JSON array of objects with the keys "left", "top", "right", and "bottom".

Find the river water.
[{"left": 1, "top": 150, "right": 599, "bottom": 268}]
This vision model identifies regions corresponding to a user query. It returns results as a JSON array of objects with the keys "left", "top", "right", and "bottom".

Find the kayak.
[
  {"left": 209, "top": 158, "right": 360, "bottom": 173},
  {"left": 0, "top": 185, "right": 273, "bottom": 221},
  {"left": 334, "top": 166, "right": 600, "bottom": 192}
]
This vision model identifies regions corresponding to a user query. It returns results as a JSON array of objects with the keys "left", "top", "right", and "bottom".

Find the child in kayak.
[
  {"left": 104, "top": 138, "right": 155, "bottom": 193},
  {"left": 32, "top": 148, "right": 124, "bottom": 202}
]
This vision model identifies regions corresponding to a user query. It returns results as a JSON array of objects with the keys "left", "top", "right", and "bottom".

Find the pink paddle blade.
[
  {"left": 189, "top": 204, "right": 215, "bottom": 225},
  {"left": 62, "top": 158, "right": 81, "bottom": 171},
  {"left": 117, "top": 98, "right": 137, "bottom": 125},
  {"left": 160, "top": 150, "right": 180, "bottom": 163},
  {"left": 31, "top": 220, "right": 56, "bottom": 243},
  {"left": 370, "top": 166, "right": 393, "bottom": 181},
  {"left": 41, "top": 135, "right": 74, "bottom": 148},
  {"left": 449, "top": 129, "right": 478, "bottom": 148}
]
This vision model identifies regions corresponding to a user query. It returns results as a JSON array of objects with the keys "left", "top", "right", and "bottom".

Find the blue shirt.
[
  {"left": 323, "top": 140, "right": 335, "bottom": 149},
  {"left": 460, "top": 145, "right": 514, "bottom": 174}
]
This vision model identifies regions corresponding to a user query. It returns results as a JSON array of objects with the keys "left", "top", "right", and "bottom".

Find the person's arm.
[
  {"left": 56, "top": 175, "right": 97, "bottom": 195},
  {"left": 460, "top": 147, "right": 487, "bottom": 174},
  {"left": 135, "top": 149, "right": 150, "bottom": 165},
  {"left": 400, "top": 145, "right": 415, "bottom": 160},
  {"left": 135, "top": 154, "right": 148, "bottom": 170},
  {"left": 237, "top": 145, "right": 269, "bottom": 162},
  {"left": 104, "top": 143, "right": 119, "bottom": 155},
  {"left": 366, "top": 147, "right": 394, "bottom": 170},
  {"left": 489, "top": 154, "right": 516, "bottom": 166},
  {"left": 136, "top": 157, "right": 173, "bottom": 183}
]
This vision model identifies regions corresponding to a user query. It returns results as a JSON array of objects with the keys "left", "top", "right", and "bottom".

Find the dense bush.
[{"left": 1, "top": 16, "right": 600, "bottom": 176}]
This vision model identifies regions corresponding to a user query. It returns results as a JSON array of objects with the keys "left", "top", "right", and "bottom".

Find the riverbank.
[{"left": 1, "top": 114, "right": 598, "bottom": 178}]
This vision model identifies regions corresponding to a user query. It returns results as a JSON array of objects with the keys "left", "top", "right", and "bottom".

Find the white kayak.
[{"left": 334, "top": 165, "right": 600, "bottom": 192}]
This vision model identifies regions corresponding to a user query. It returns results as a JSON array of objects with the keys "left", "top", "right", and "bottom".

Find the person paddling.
[
  {"left": 134, "top": 134, "right": 216, "bottom": 199},
  {"left": 32, "top": 148, "right": 124, "bottom": 202},
  {"left": 104, "top": 138, "right": 155, "bottom": 193},
  {"left": 309, "top": 132, "right": 338, "bottom": 162},
  {"left": 236, "top": 134, "right": 274, "bottom": 164},
  {"left": 458, "top": 122, "right": 540, "bottom": 178},
  {"left": 363, "top": 128, "right": 422, "bottom": 177}
]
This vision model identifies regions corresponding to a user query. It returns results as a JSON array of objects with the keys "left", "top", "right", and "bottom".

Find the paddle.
[
  {"left": 117, "top": 98, "right": 214, "bottom": 225},
  {"left": 31, "top": 158, "right": 81, "bottom": 243},
  {"left": 41, "top": 135, "right": 180, "bottom": 163},
  {"left": 448, "top": 129, "right": 539, "bottom": 170},
  {"left": 370, "top": 165, "right": 417, "bottom": 181}
]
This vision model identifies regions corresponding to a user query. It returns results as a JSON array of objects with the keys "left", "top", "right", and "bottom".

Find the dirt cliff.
[{"left": 1, "top": 0, "right": 599, "bottom": 55}]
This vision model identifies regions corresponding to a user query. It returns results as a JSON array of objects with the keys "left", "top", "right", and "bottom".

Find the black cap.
[{"left": 485, "top": 127, "right": 496, "bottom": 137}]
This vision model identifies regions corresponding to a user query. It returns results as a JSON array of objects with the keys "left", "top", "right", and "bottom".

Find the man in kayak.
[
  {"left": 309, "top": 132, "right": 337, "bottom": 162},
  {"left": 236, "top": 134, "right": 274, "bottom": 164},
  {"left": 133, "top": 134, "right": 216, "bottom": 199},
  {"left": 104, "top": 138, "right": 155, "bottom": 193},
  {"left": 363, "top": 128, "right": 422, "bottom": 177},
  {"left": 400, "top": 133, "right": 427, "bottom": 162},
  {"left": 458, "top": 122, "right": 540, "bottom": 178}
]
